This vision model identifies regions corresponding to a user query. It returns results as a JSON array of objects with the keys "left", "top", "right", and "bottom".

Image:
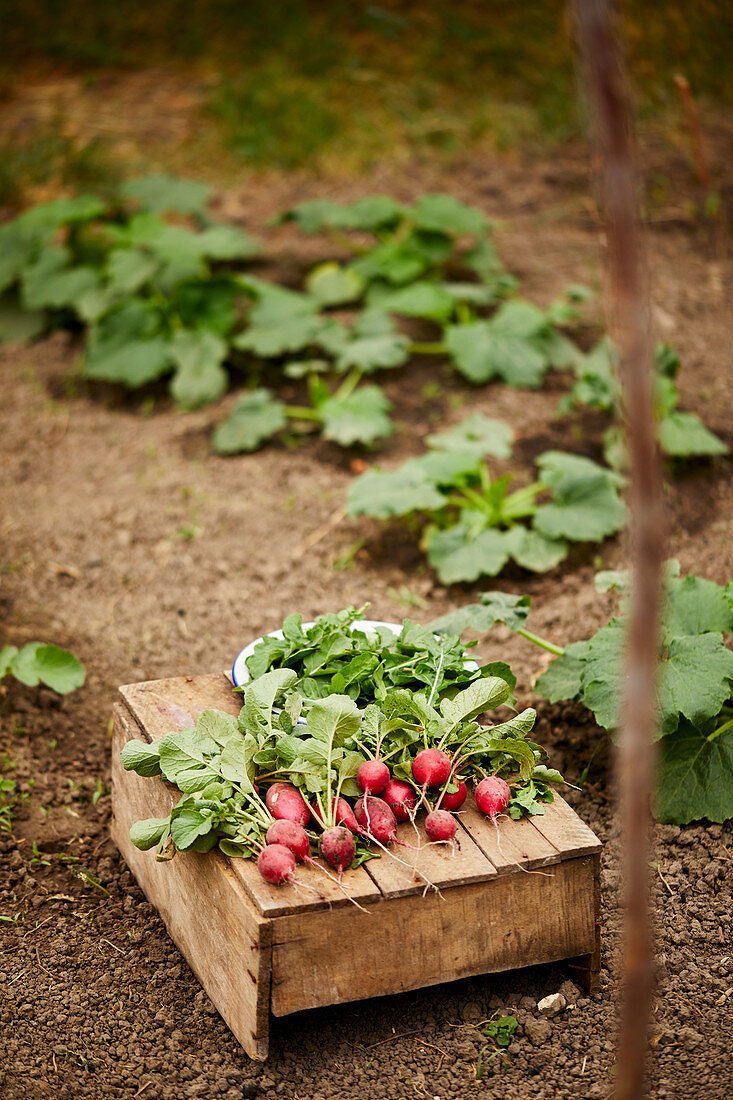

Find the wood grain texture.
[
  {"left": 269, "top": 855, "right": 598, "bottom": 1016},
  {"left": 457, "top": 803, "right": 561, "bottom": 873},
  {"left": 528, "top": 794, "right": 602, "bottom": 857},
  {"left": 110, "top": 702, "right": 271, "bottom": 1060},
  {"left": 362, "top": 815, "right": 496, "bottom": 898}
]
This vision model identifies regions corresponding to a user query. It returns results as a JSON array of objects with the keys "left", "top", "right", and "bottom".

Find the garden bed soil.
[{"left": 1, "top": 134, "right": 731, "bottom": 1099}]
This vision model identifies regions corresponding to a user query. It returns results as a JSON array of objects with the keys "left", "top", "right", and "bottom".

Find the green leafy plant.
[
  {"left": 0, "top": 184, "right": 259, "bottom": 408},
  {"left": 121, "top": 609, "right": 562, "bottom": 869},
  {"left": 559, "top": 339, "right": 727, "bottom": 467},
  {"left": 429, "top": 566, "right": 733, "bottom": 824},
  {"left": 347, "top": 413, "right": 628, "bottom": 583},
  {"left": 0, "top": 642, "right": 85, "bottom": 694}
]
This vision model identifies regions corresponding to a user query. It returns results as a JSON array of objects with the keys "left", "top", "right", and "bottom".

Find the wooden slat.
[
  {"left": 362, "top": 815, "right": 496, "bottom": 899},
  {"left": 269, "top": 856, "right": 597, "bottom": 1016},
  {"left": 229, "top": 853, "right": 381, "bottom": 918},
  {"left": 111, "top": 703, "right": 271, "bottom": 1060},
  {"left": 117, "top": 675, "right": 381, "bottom": 916},
  {"left": 457, "top": 803, "right": 562, "bottom": 873},
  {"left": 119, "top": 673, "right": 240, "bottom": 736},
  {"left": 528, "top": 794, "right": 602, "bottom": 857}
]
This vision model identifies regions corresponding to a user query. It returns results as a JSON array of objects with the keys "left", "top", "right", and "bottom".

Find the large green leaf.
[
  {"left": 197, "top": 224, "right": 259, "bottom": 261},
  {"left": 658, "top": 411, "right": 728, "bottom": 458},
  {"left": 656, "top": 719, "right": 733, "bottom": 825},
  {"left": 6, "top": 642, "right": 85, "bottom": 694},
  {"left": 665, "top": 574, "right": 733, "bottom": 638},
  {"left": 534, "top": 643, "right": 588, "bottom": 702},
  {"left": 84, "top": 300, "right": 171, "bottom": 387},
  {"left": 336, "top": 333, "right": 411, "bottom": 373},
  {"left": 234, "top": 286, "right": 322, "bottom": 357},
  {"left": 158, "top": 728, "right": 220, "bottom": 792},
  {"left": 533, "top": 451, "right": 628, "bottom": 543},
  {"left": 212, "top": 389, "right": 287, "bottom": 454},
  {"left": 169, "top": 329, "right": 228, "bottom": 409},
  {"left": 349, "top": 240, "right": 430, "bottom": 286},
  {"left": 429, "top": 591, "right": 532, "bottom": 636},
  {"left": 410, "top": 193, "right": 488, "bottom": 236},
  {"left": 444, "top": 301, "right": 549, "bottom": 387},
  {"left": 503, "top": 526, "right": 568, "bottom": 572},
  {"left": 370, "top": 281, "right": 455, "bottom": 323},
  {"left": 657, "top": 634, "right": 733, "bottom": 733},
  {"left": 347, "top": 462, "right": 448, "bottom": 519},
  {"left": 21, "top": 246, "right": 100, "bottom": 311},
  {"left": 121, "top": 175, "right": 212, "bottom": 215},
  {"left": 319, "top": 385, "right": 393, "bottom": 446},
  {"left": 440, "top": 676, "right": 512, "bottom": 724},
  {"left": 426, "top": 522, "right": 510, "bottom": 584},
  {"left": 306, "top": 262, "right": 364, "bottom": 306},
  {"left": 346, "top": 451, "right": 479, "bottom": 518},
  {"left": 426, "top": 413, "right": 513, "bottom": 460},
  {"left": 105, "top": 249, "right": 160, "bottom": 294}
]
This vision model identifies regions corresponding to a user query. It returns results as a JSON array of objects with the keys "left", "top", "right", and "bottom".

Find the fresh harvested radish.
[
  {"left": 424, "top": 809, "right": 457, "bottom": 843},
  {"left": 265, "top": 783, "right": 310, "bottom": 826},
  {"left": 265, "top": 820, "right": 310, "bottom": 862},
  {"left": 319, "top": 826, "right": 356, "bottom": 875},
  {"left": 356, "top": 759, "right": 390, "bottom": 795},
  {"left": 257, "top": 843, "right": 296, "bottom": 885},
  {"left": 475, "top": 776, "right": 511, "bottom": 822},
  {"left": 412, "top": 748, "right": 451, "bottom": 788},
  {"left": 310, "top": 797, "right": 359, "bottom": 832},
  {"left": 440, "top": 780, "right": 468, "bottom": 812},
  {"left": 354, "top": 795, "right": 397, "bottom": 845},
  {"left": 382, "top": 779, "right": 417, "bottom": 822}
]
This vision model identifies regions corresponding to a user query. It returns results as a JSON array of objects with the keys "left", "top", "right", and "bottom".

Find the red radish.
[
  {"left": 356, "top": 759, "right": 390, "bottom": 795},
  {"left": 354, "top": 795, "right": 397, "bottom": 845},
  {"left": 475, "top": 776, "right": 511, "bottom": 822},
  {"left": 424, "top": 809, "right": 457, "bottom": 843},
  {"left": 412, "top": 748, "right": 451, "bottom": 788},
  {"left": 265, "top": 820, "right": 310, "bottom": 862},
  {"left": 257, "top": 843, "right": 296, "bottom": 885},
  {"left": 265, "top": 783, "right": 310, "bottom": 826},
  {"left": 310, "top": 797, "right": 359, "bottom": 832},
  {"left": 382, "top": 779, "right": 417, "bottom": 822},
  {"left": 319, "top": 826, "right": 356, "bottom": 876},
  {"left": 440, "top": 780, "right": 468, "bottom": 812}
]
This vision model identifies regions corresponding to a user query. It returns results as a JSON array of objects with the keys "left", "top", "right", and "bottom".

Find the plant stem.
[
  {"left": 283, "top": 406, "right": 320, "bottom": 421},
  {"left": 708, "top": 717, "right": 733, "bottom": 741},
  {"left": 410, "top": 341, "right": 446, "bottom": 355},
  {"left": 515, "top": 629, "right": 565, "bottom": 657}
]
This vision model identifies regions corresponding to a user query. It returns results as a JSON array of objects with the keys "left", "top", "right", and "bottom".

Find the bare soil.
[{"left": 1, "top": 132, "right": 732, "bottom": 1100}]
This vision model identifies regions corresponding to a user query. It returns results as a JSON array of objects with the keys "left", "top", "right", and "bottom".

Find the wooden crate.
[{"left": 111, "top": 673, "right": 602, "bottom": 1061}]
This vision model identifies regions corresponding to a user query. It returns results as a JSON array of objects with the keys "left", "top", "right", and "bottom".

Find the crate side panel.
[
  {"left": 270, "top": 856, "right": 597, "bottom": 1016},
  {"left": 111, "top": 703, "right": 271, "bottom": 1060}
]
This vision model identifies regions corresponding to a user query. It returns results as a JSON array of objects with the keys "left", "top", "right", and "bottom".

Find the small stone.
[
  {"left": 538, "top": 993, "right": 566, "bottom": 1017},
  {"left": 524, "top": 1017, "right": 552, "bottom": 1045}
]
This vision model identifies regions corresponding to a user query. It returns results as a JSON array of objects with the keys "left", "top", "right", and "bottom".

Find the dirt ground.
[{"left": 1, "top": 121, "right": 732, "bottom": 1099}]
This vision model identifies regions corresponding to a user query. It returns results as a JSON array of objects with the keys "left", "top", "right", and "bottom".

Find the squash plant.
[
  {"left": 429, "top": 567, "right": 733, "bottom": 824},
  {"left": 347, "top": 413, "right": 627, "bottom": 583}
]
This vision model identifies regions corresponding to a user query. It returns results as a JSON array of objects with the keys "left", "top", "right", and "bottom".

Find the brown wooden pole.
[{"left": 573, "top": 2, "right": 666, "bottom": 1098}]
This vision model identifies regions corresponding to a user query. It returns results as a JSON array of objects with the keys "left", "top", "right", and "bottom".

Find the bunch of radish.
[{"left": 255, "top": 750, "right": 513, "bottom": 888}]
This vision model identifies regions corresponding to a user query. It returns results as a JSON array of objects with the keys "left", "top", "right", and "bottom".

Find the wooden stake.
[{"left": 574, "top": 3, "right": 666, "bottom": 1099}]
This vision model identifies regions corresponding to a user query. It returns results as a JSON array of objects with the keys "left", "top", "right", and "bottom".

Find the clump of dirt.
[{"left": 1, "top": 134, "right": 732, "bottom": 1099}]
